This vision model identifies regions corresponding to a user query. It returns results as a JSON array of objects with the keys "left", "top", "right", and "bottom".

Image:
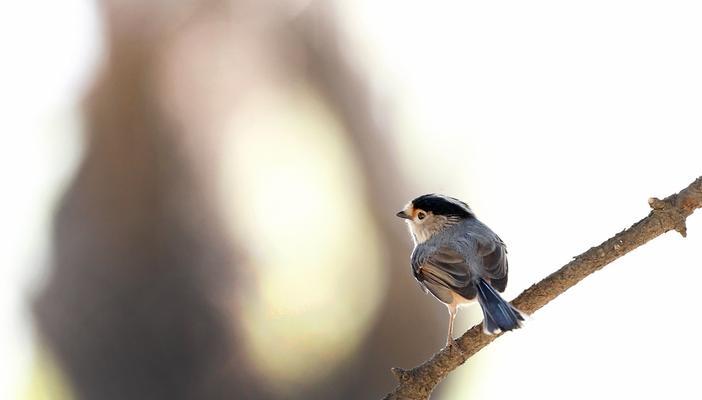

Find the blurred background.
[{"left": 1, "top": 1, "right": 702, "bottom": 399}]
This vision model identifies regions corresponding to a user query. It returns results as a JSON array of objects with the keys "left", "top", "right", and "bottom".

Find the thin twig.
[{"left": 383, "top": 176, "right": 702, "bottom": 400}]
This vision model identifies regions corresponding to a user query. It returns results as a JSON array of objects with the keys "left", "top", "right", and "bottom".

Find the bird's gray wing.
[
  {"left": 470, "top": 232, "right": 509, "bottom": 292},
  {"left": 411, "top": 244, "right": 477, "bottom": 301}
]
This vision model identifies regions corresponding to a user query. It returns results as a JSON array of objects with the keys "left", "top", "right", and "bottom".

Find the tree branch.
[{"left": 383, "top": 176, "right": 702, "bottom": 400}]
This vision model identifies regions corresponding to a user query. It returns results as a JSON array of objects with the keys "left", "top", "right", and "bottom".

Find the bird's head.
[{"left": 396, "top": 194, "right": 474, "bottom": 244}]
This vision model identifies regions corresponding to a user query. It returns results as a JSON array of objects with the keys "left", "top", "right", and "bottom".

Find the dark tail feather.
[{"left": 476, "top": 278, "right": 526, "bottom": 335}]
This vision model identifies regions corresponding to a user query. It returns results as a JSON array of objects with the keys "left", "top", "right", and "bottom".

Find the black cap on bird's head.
[
  {"left": 395, "top": 194, "right": 474, "bottom": 242},
  {"left": 410, "top": 194, "right": 474, "bottom": 218}
]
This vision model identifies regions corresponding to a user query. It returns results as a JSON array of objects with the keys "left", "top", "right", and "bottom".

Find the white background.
[{"left": 343, "top": 1, "right": 702, "bottom": 399}]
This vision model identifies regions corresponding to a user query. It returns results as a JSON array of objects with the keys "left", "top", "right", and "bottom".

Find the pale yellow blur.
[{"left": 220, "top": 87, "right": 385, "bottom": 393}]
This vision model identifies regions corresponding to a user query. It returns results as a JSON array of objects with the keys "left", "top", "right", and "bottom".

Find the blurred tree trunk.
[{"left": 34, "top": 2, "right": 265, "bottom": 399}]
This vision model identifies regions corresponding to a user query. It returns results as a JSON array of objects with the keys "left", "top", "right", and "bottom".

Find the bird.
[{"left": 396, "top": 194, "right": 526, "bottom": 346}]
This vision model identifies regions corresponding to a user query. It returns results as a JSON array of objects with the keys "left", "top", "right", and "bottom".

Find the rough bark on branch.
[{"left": 383, "top": 176, "right": 702, "bottom": 400}]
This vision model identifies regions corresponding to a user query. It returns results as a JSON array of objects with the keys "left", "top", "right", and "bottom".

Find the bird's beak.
[{"left": 396, "top": 210, "right": 412, "bottom": 219}]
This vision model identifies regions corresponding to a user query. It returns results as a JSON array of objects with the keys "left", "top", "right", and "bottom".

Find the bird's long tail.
[{"left": 476, "top": 278, "right": 527, "bottom": 335}]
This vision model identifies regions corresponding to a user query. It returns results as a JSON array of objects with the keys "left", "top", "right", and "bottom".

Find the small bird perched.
[{"left": 396, "top": 194, "right": 526, "bottom": 345}]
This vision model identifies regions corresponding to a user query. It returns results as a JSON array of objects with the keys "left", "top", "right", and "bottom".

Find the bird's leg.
[
  {"left": 446, "top": 304, "right": 458, "bottom": 347},
  {"left": 445, "top": 304, "right": 466, "bottom": 359}
]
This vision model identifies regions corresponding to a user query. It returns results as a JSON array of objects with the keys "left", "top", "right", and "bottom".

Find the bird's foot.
[
  {"left": 445, "top": 337, "right": 465, "bottom": 359},
  {"left": 446, "top": 337, "right": 458, "bottom": 348}
]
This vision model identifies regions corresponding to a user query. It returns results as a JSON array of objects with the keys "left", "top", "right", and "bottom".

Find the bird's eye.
[{"left": 417, "top": 211, "right": 426, "bottom": 220}]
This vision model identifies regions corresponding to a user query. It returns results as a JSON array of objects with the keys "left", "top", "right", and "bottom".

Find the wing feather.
[
  {"left": 412, "top": 245, "right": 476, "bottom": 301},
  {"left": 411, "top": 229, "right": 509, "bottom": 300},
  {"left": 475, "top": 233, "right": 509, "bottom": 291}
]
